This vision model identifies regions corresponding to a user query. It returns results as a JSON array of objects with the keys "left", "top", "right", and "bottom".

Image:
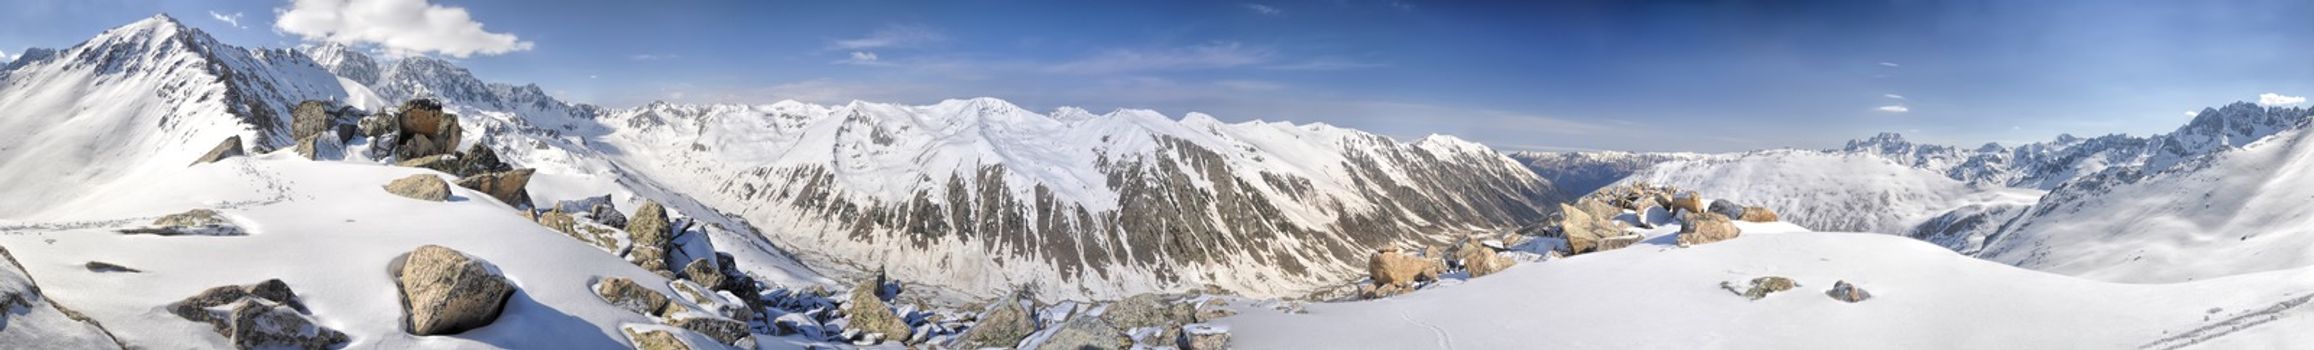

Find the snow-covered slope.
[
  {"left": 1620, "top": 150, "right": 2042, "bottom": 235},
  {"left": 596, "top": 100, "right": 1564, "bottom": 301},
  {"left": 1507, "top": 150, "right": 1704, "bottom": 198},
  {"left": 1224, "top": 231, "right": 2314, "bottom": 349}
]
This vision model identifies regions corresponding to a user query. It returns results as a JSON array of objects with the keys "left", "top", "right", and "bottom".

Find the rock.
[
  {"left": 166, "top": 279, "right": 347, "bottom": 350},
  {"left": 291, "top": 100, "right": 334, "bottom": 142},
  {"left": 292, "top": 132, "right": 343, "bottom": 160},
  {"left": 457, "top": 144, "right": 512, "bottom": 176},
  {"left": 536, "top": 209, "right": 578, "bottom": 235},
  {"left": 1707, "top": 199, "right": 1748, "bottom": 220},
  {"left": 1035, "top": 316, "right": 1127, "bottom": 350},
  {"left": 1556, "top": 203, "right": 1627, "bottom": 254},
  {"left": 359, "top": 111, "right": 399, "bottom": 137},
  {"left": 394, "top": 245, "right": 516, "bottom": 335},
  {"left": 627, "top": 201, "right": 674, "bottom": 275},
  {"left": 454, "top": 169, "right": 536, "bottom": 208},
  {"left": 397, "top": 134, "right": 439, "bottom": 161},
  {"left": 1595, "top": 234, "right": 1643, "bottom": 251},
  {"left": 395, "top": 154, "right": 461, "bottom": 174},
  {"left": 383, "top": 174, "right": 451, "bottom": 201},
  {"left": 1366, "top": 247, "right": 1442, "bottom": 291},
  {"left": 83, "top": 261, "right": 140, "bottom": 273},
  {"left": 1102, "top": 294, "right": 1196, "bottom": 330},
  {"left": 1739, "top": 206, "right": 1780, "bottom": 222},
  {"left": 680, "top": 259, "right": 725, "bottom": 290},
  {"left": 121, "top": 208, "right": 247, "bottom": 236},
  {"left": 1676, "top": 212, "right": 1742, "bottom": 246},
  {"left": 1723, "top": 276, "right": 1799, "bottom": 300},
  {"left": 843, "top": 278, "right": 912, "bottom": 343},
  {"left": 190, "top": 135, "right": 246, "bottom": 166},
  {"left": 666, "top": 280, "right": 753, "bottom": 325},
  {"left": 1176, "top": 323, "right": 1230, "bottom": 350},
  {"left": 1451, "top": 238, "right": 1516, "bottom": 278},
  {"left": 1669, "top": 191, "right": 1705, "bottom": 214},
  {"left": 953, "top": 298, "right": 1034, "bottom": 348},
  {"left": 1828, "top": 280, "right": 1872, "bottom": 302},
  {"left": 622, "top": 327, "right": 693, "bottom": 350},
  {"left": 667, "top": 316, "right": 748, "bottom": 346},
  {"left": 393, "top": 99, "right": 462, "bottom": 160},
  {"left": 594, "top": 277, "right": 670, "bottom": 316}
]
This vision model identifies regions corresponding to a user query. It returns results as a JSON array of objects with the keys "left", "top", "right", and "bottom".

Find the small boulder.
[
  {"left": 1102, "top": 294, "right": 1195, "bottom": 330},
  {"left": 953, "top": 297, "right": 1035, "bottom": 348},
  {"left": 394, "top": 245, "right": 517, "bottom": 335},
  {"left": 454, "top": 169, "right": 536, "bottom": 208},
  {"left": 166, "top": 279, "right": 347, "bottom": 350},
  {"left": 84, "top": 261, "right": 141, "bottom": 273},
  {"left": 1739, "top": 206, "right": 1780, "bottom": 222},
  {"left": 1176, "top": 323, "right": 1230, "bottom": 350},
  {"left": 291, "top": 100, "right": 334, "bottom": 142},
  {"left": 190, "top": 136, "right": 246, "bottom": 166},
  {"left": 1035, "top": 316, "right": 1127, "bottom": 350},
  {"left": 843, "top": 278, "right": 912, "bottom": 343},
  {"left": 1451, "top": 238, "right": 1516, "bottom": 278},
  {"left": 667, "top": 316, "right": 748, "bottom": 346},
  {"left": 1366, "top": 247, "right": 1442, "bottom": 290},
  {"left": 1723, "top": 276, "right": 1799, "bottom": 301},
  {"left": 1669, "top": 191, "right": 1705, "bottom": 214},
  {"left": 594, "top": 277, "right": 670, "bottom": 316},
  {"left": 122, "top": 209, "right": 247, "bottom": 236},
  {"left": 383, "top": 174, "right": 451, "bottom": 201},
  {"left": 622, "top": 327, "right": 694, "bottom": 350},
  {"left": 1827, "top": 280, "right": 1872, "bottom": 303},
  {"left": 680, "top": 259, "right": 725, "bottom": 290},
  {"left": 1707, "top": 199, "right": 1748, "bottom": 220},
  {"left": 1676, "top": 212, "right": 1742, "bottom": 246}
]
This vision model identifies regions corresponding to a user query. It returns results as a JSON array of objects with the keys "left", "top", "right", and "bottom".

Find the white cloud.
[
  {"left": 1883, "top": 94, "right": 1904, "bottom": 100},
  {"left": 0, "top": 49, "right": 12, "bottom": 63},
  {"left": 1242, "top": 3, "right": 1283, "bottom": 15},
  {"left": 2258, "top": 92, "right": 2306, "bottom": 106},
  {"left": 2185, "top": 110, "right": 2200, "bottom": 117},
  {"left": 274, "top": 0, "right": 533, "bottom": 58},
  {"left": 1047, "top": 42, "right": 1274, "bottom": 74},
  {"left": 629, "top": 54, "right": 679, "bottom": 61},
  {"left": 831, "top": 24, "right": 945, "bottom": 50},
  {"left": 1877, "top": 105, "right": 1910, "bottom": 113},
  {"left": 1878, "top": 62, "right": 1901, "bottom": 67},
  {"left": 849, "top": 51, "right": 879, "bottom": 62},
  {"left": 208, "top": 11, "right": 245, "bottom": 28}
]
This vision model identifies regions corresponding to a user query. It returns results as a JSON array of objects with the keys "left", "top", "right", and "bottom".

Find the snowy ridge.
[{"left": 597, "top": 97, "right": 1563, "bottom": 301}]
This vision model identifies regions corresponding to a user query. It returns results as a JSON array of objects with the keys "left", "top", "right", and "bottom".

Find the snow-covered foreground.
[
  {"left": 1222, "top": 231, "right": 2314, "bottom": 349},
  {"left": 0, "top": 155, "right": 828, "bottom": 349}
]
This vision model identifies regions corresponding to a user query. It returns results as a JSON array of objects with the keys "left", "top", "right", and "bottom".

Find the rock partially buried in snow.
[
  {"left": 1176, "top": 323, "right": 1230, "bottom": 350},
  {"left": 1723, "top": 276, "right": 1799, "bottom": 300},
  {"left": 622, "top": 326, "right": 695, "bottom": 350},
  {"left": 393, "top": 245, "right": 517, "bottom": 335},
  {"left": 1035, "top": 316, "right": 1128, "bottom": 350},
  {"left": 1451, "top": 237, "right": 1516, "bottom": 278},
  {"left": 1103, "top": 294, "right": 1197, "bottom": 331},
  {"left": 626, "top": 201, "right": 675, "bottom": 276},
  {"left": 1365, "top": 246, "right": 1442, "bottom": 297},
  {"left": 1828, "top": 280, "right": 1872, "bottom": 303},
  {"left": 454, "top": 168, "right": 536, "bottom": 208},
  {"left": 594, "top": 277, "right": 671, "bottom": 316},
  {"left": 121, "top": 209, "right": 246, "bottom": 236},
  {"left": 1677, "top": 212, "right": 1742, "bottom": 246},
  {"left": 843, "top": 277, "right": 912, "bottom": 343},
  {"left": 954, "top": 296, "right": 1035, "bottom": 348},
  {"left": 1739, "top": 206, "right": 1780, "bottom": 222},
  {"left": 1669, "top": 191, "right": 1705, "bottom": 214},
  {"left": 383, "top": 174, "right": 451, "bottom": 201},
  {"left": 190, "top": 135, "right": 245, "bottom": 166},
  {"left": 166, "top": 279, "right": 348, "bottom": 350}
]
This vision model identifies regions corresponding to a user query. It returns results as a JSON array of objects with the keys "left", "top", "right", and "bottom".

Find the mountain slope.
[
  {"left": 1620, "top": 150, "right": 2044, "bottom": 235},
  {"left": 596, "top": 100, "right": 1563, "bottom": 300},
  {"left": 1507, "top": 150, "right": 1704, "bottom": 198}
]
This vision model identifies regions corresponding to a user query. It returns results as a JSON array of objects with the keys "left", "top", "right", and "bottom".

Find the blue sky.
[{"left": 3, "top": 0, "right": 2310, "bottom": 152}]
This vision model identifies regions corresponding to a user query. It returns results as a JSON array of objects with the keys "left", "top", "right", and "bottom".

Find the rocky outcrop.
[
  {"left": 83, "top": 261, "right": 141, "bottom": 273},
  {"left": 393, "top": 245, "right": 516, "bottom": 335},
  {"left": 679, "top": 259, "right": 724, "bottom": 291},
  {"left": 1723, "top": 276, "right": 1798, "bottom": 300},
  {"left": 190, "top": 136, "right": 245, "bottom": 166},
  {"left": 622, "top": 327, "right": 693, "bottom": 350},
  {"left": 1102, "top": 294, "right": 1196, "bottom": 330},
  {"left": 454, "top": 169, "right": 535, "bottom": 208},
  {"left": 291, "top": 132, "right": 343, "bottom": 160},
  {"left": 383, "top": 174, "right": 451, "bottom": 201},
  {"left": 121, "top": 209, "right": 246, "bottom": 236},
  {"left": 1676, "top": 212, "right": 1741, "bottom": 246},
  {"left": 1177, "top": 323, "right": 1230, "bottom": 350},
  {"left": 1450, "top": 238, "right": 1515, "bottom": 277},
  {"left": 594, "top": 277, "right": 670, "bottom": 316},
  {"left": 393, "top": 99, "right": 463, "bottom": 161},
  {"left": 626, "top": 201, "right": 674, "bottom": 276},
  {"left": 1827, "top": 280, "right": 1871, "bottom": 303},
  {"left": 166, "top": 279, "right": 348, "bottom": 350},
  {"left": 954, "top": 298, "right": 1035, "bottom": 348},
  {"left": 1555, "top": 202, "right": 1627, "bottom": 254},
  {"left": 1363, "top": 247, "right": 1442, "bottom": 297},
  {"left": 666, "top": 316, "right": 747, "bottom": 346},
  {"left": 843, "top": 277, "right": 911, "bottom": 342},
  {"left": 1035, "top": 316, "right": 1127, "bottom": 350}
]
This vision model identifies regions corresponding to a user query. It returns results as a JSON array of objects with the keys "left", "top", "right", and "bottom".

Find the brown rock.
[
  {"left": 383, "top": 174, "right": 451, "bottom": 201},
  {"left": 190, "top": 136, "right": 246, "bottom": 166},
  {"left": 1176, "top": 323, "right": 1230, "bottom": 350},
  {"left": 1366, "top": 247, "right": 1443, "bottom": 296},
  {"left": 623, "top": 327, "right": 693, "bottom": 350},
  {"left": 454, "top": 169, "right": 535, "bottom": 208},
  {"left": 1739, "top": 206, "right": 1780, "bottom": 222},
  {"left": 1723, "top": 276, "right": 1799, "bottom": 300},
  {"left": 1451, "top": 238, "right": 1515, "bottom": 278},
  {"left": 394, "top": 245, "right": 516, "bottom": 335},
  {"left": 954, "top": 298, "right": 1035, "bottom": 348},
  {"left": 679, "top": 258, "right": 725, "bottom": 290},
  {"left": 1676, "top": 212, "right": 1742, "bottom": 246},
  {"left": 594, "top": 277, "right": 670, "bottom": 316},
  {"left": 843, "top": 278, "right": 912, "bottom": 342},
  {"left": 1669, "top": 191, "right": 1705, "bottom": 214},
  {"left": 1827, "top": 280, "right": 1872, "bottom": 303}
]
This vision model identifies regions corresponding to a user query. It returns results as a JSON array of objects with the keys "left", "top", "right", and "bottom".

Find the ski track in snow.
[
  {"left": 1398, "top": 305, "right": 1455, "bottom": 349},
  {"left": 2141, "top": 293, "right": 2314, "bottom": 350}
]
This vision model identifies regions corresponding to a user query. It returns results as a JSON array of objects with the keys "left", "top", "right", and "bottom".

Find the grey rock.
[
  {"left": 1035, "top": 316, "right": 1127, "bottom": 350},
  {"left": 190, "top": 136, "right": 245, "bottom": 166},
  {"left": 1827, "top": 280, "right": 1872, "bottom": 303},
  {"left": 1176, "top": 323, "right": 1230, "bottom": 350},
  {"left": 593, "top": 276, "right": 669, "bottom": 316},
  {"left": 953, "top": 297, "right": 1034, "bottom": 348},
  {"left": 1101, "top": 294, "right": 1195, "bottom": 330},
  {"left": 1723, "top": 276, "right": 1799, "bottom": 301},
  {"left": 667, "top": 316, "right": 748, "bottom": 346},
  {"left": 843, "top": 278, "right": 911, "bottom": 343},
  {"left": 383, "top": 175, "right": 451, "bottom": 202},
  {"left": 122, "top": 209, "right": 245, "bottom": 236},
  {"left": 290, "top": 100, "right": 333, "bottom": 142},
  {"left": 622, "top": 327, "right": 693, "bottom": 350},
  {"left": 394, "top": 245, "right": 516, "bottom": 335},
  {"left": 166, "top": 279, "right": 345, "bottom": 350}
]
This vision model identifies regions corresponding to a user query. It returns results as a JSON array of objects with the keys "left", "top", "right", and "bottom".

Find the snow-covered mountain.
[
  {"left": 595, "top": 101, "right": 1564, "bottom": 301},
  {"left": 1507, "top": 150, "right": 1703, "bottom": 198}
]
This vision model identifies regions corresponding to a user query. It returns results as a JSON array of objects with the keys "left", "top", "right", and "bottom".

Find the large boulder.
[
  {"left": 191, "top": 136, "right": 246, "bottom": 166},
  {"left": 679, "top": 259, "right": 725, "bottom": 290},
  {"left": 594, "top": 277, "right": 670, "bottom": 315},
  {"left": 455, "top": 169, "right": 536, "bottom": 208},
  {"left": 167, "top": 279, "right": 348, "bottom": 350},
  {"left": 456, "top": 144, "right": 512, "bottom": 176},
  {"left": 953, "top": 297, "right": 1035, "bottom": 348},
  {"left": 842, "top": 278, "right": 912, "bottom": 342},
  {"left": 1102, "top": 294, "right": 1196, "bottom": 330},
  {"left": 394, "top": 245, "right": 517, "bottom": 335},
  {"left": 291, "top": 100, "right": 334, "bottom": 142},
  {"left": 1676, "top": 212, "right": 1742, "bottom": 246},
  {"left": 622, "top": 327, "right": 694, "bottom": 350},
  {"left": 1451, "top": 238, "right": 1516, "bottom": 278},
  {"left": 1707, "top": 199, "right": 1748, "bottom": 220},
  {"left": 1669, "top": 191, "right": 1705, "bottom": 214},
  {"left": 383, "top": 174, "right": 451, "bottom": 201},
  {"left": 393, "top": 99, "right": 463, "bottom": 160},
  {"left": 627, "top": 201, "right": 674, "bottom": 275},
  {"left": 1366, "top": 247, "right": 1441, "bottom": 290},
  {"left": 1035, "top": 316, "right": 1127, "bottom": 350},
  {"left": 1556, "top": 203, "right": 1628, "bottom": 254},
  {"left": 1827, "top": 280, "right": 1872, "bottom": 303}
]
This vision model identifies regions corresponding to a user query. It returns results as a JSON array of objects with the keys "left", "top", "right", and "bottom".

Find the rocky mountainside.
[
  {"left": 1506, "top": 151, "right": 1703, "bottom": 198},
  {"left": 596, "top": 101, "right": 1565, "bottom": 301}
]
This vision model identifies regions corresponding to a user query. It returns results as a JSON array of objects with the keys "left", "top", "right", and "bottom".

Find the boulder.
[
  {"left": 122, "top": 208, "right": 246, "bottom": 236},
  {"left": 680, "top": 259, "right": 725, "bottom": 290},
  {"left": 622, "top": 327, "right": 693, "bottom": 350},
  {"left": 395, "top": 155, "right": 461, "bottom": 174},
  {"left": 1035, "top": 316, "right": 1127, "bottom": 350},
  {"left": 393, "top": 99, "right": 462, "bottom": 160},
  {"left": 383, "top": 174, "right": 451, "bottom": 201},
  {"left": 291, "top": 100, "right": 334, "bottom": 142},
  {"left": 1451, "top": 238, "right": 1516, "bottom": 278},
  {"left": 292, "top": 132, "right": 343, "bottom": 160},
  {"left": 1739, "top": 206, "right": 1780, "bottom": 222},
  {"left": 843, "top": 278, "right": 912, "bottom": 342},
  {"left": 1723, "top": 276, "right": 1799, "bottom": 300},
  {"left": 394, "top": 245, "right": 517, "bottom": 335},
  {"left": 166, "top": 279, "right": 347, "bottom": 350},
  {"left": 454, "top": 169, "right": 536, "bottom": 208},
  {"left": 593, "top": 277, "right": 670, "bottom": 316},
  {"left": 457, "top": 144, "right": 512, "bottom": 176},
  {"left": 358, "top": 111, "right": 399, "bottom": 137},
  {"left": 190, "top": 136, "right": 245, "bottom": 165},
  {"left": 1669, "top": 191, "right": 1705, "bottom": 214},
  {"left": 1707, "top": 199, "right": 1748, "bottom": 220},
  {"left": 627, "top": 201, "right": 674, "bottom": 275},
  {"left": 1596, "top": 234, "right": 1643, "bottom": 251},
  {"left": 1102, "top": 294, "right": 1196, "bottom": 330},
  {"left": 1828, "top": 280, "right": 1872, "bottom": 303},
  {"left": 1556, "top": 203, "right": 1627, "bottom": 254},
  {"left": 1176, "top": 323, "right": 1230, "bottom": 350},
  {"left": 953, "top": 298, "right": 1035, "bottom": 348},
  {"left": 1676, "top": 212, "right": 1742, "bottom": 246},
  {"left": 1366, "top": 247, "right": 1442, "bottom": 290},
  {"left": 667, "top": 316, "right": 748, "bottom": 346}
]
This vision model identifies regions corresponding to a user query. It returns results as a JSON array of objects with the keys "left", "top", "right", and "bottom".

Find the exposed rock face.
[
  {"left": 1177, "top": 323, "right": 1230, "bottom": 350},
  {"left": 393, "top": 99, "right": 463, "bottom": 160},
  {"left": 626, "top": 201, "right": 674, "bottom": 275},
  {"left": 679, "top": 259, "right": 724, "bottom": 290},
  {"left": 954, "top": 298, "right": 1035, "bottom": 348},
  {"left": 1035, "top": 316, "right": 1127, "bottom": 350},
  {"left": 290, "top": 100, "right": 335, "bottom": 142},
  {"left": 594, "top": 277, "right": 670, "bottom": 316},
  {"left": 667, "top": 316, "right": 747, "bottom": 346},
  {"left": 622, "top": 327, "right": 693, "bottom": 350},
  {"left": 1676, "top": 212, "right": 1742, "bottom": 246},
  {"left": 191, "top": 136, "right": 245, "bottom": 166},
  {"left": 1738, "top": 206, "right": 1779, "bottom": 222},
  {"left": 1451, "top": 238, "right": 1516, "bottom": 277},
  {"left": 394, "top": 245, "right": 516, "bottom": 335},
  {"left": 166, "top": 279, "right": 348, "bottom": 350},
  {"left": 1366, "top": 247, "right": 1441, "bottom": 291},
  {"left": 122, "top": 209, "right": 246, "bottom": 236},
  {"left": 1555, "top": 202, "right": 1625, "bottom": 254},
  {"left": 1723, "top": 276, "right": 1798, "bottom": 300},
  {"left": 456, "top": 144, "right": 512, "bottom": 176},
  {"left": 1828, "top": 280, "right": 1871, "bottom": 303},
  {"left": 383, "top": 174, "right": 451, "bottom": 201},
  {"left": 454, "top": 168, "right": 535, "bottom": 208},
  {"left": 843, "top": 278, "right": 912, "bottom": 342},
  {"left": 1595, "top": 234, "right": 1643, "bottom": 251}
]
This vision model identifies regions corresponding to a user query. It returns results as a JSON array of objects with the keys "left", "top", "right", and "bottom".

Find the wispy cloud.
[
  {"left": 275, "top": 0, "right": 534, "bottom": 58},
  {"left": 1877, "top": 105, "right": 1910, "bottom": 113},
  {"left": 1241, "top": 3, "right": 1283, "bottom": 15},
  {"left": 2184, "top": 110, "right": 2200, "bottom": 117},
  {"left": 2258, "top": 92, "right": 2306, "bottom": 106},
  {"left": 208, "top": 11, "right": 245, "bottom": 28},
  {"left": 830, "top": 24, "right": 946, "bottom": 50},
  {"left": 1883, "top": 94, "right": 1905, "bottom": 100},
  {"left": 1046, "top": 42, "right": 1274, "bottom": 74},
  {"left": 1878, "top": 62, "right": 1901, "bottom": 67}
]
